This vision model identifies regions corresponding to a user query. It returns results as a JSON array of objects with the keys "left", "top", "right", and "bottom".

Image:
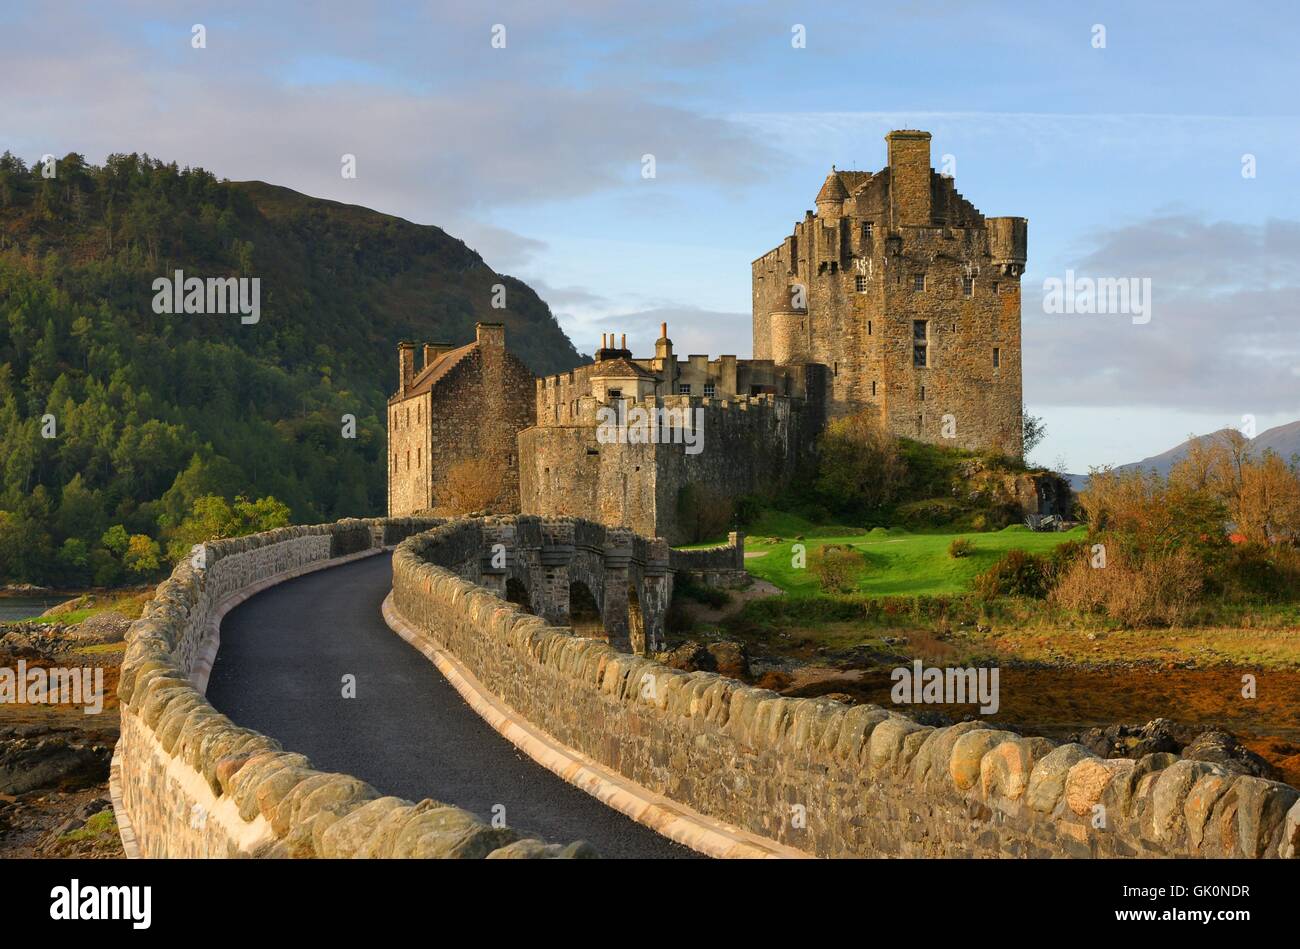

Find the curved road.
[{"left": 205, "top": 552, "right": 694, "bottom": 858}]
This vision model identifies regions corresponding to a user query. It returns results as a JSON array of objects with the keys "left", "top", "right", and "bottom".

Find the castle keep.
[
  {"left": 753, "top": 130, "right": 1025, "bottom": 453},
  {"left": 388, "top": 131, "right": 1027, "bottom": 542}
]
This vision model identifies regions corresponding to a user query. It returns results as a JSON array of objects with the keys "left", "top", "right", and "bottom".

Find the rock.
[
  {"left": 1232, "top": 777, "right": 1299, "bottom": 858},
  {"left": 950, "top": 729, "right": 1018, "bottom": 791},
  {"left": 70, "top": 611, "right": 131, "bottom": 644},
  {"left": 0, "top": 735, "right": 111, "bottom": 795},
  {"left": 1026, "top": 743, "right": 1095, "bottom": 814},
  {"left": 660, "top": 639, "right": 750, "bottom": 680},
  {"left": 1065, "top": 757, "right": 1132, "bottom": 817},
  {"left": 1151, "top": 760, "right": 1224, "bottom": 840},
  {"left": 1182, "top": 729, "right": 1277, "bottom": 780}
]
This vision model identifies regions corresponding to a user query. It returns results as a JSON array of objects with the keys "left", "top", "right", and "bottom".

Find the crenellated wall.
[
  {"left": 392, "top": 518, "right": 1300, "bottom": 859},
  {"left": 112, "top": 517, "right": 595, "bottom": 860}
]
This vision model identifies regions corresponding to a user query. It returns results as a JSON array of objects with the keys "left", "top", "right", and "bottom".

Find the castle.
[{"left": 388, "top": 131, "right": 1027, "bottom": 543}]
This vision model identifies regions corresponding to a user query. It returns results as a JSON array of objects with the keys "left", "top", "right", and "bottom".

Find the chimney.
[
  {"left": 620, "top": 333, "right": 626, "bottom": 349},
  {"left": 423, "top": 342, "right": 454, "bottom": 368},
  {"left": 885, "top": 130, "right": 933, "bottom": 228},
  {"left": 398, "top": 342, "right": 416, "bottom": 396},
  {"left": 475, "top": 322, "right": 505, "bottom": 352},
  {"left": 601, "top": 333, "right": 608, "bottom": 349},
  {"left": 659, "top": 322, "right": 667, "bottom": 339}
]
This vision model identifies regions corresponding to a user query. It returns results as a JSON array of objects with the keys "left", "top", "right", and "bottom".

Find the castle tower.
[{"left": 749, "top": 129, "right": 1026, "bottom": 456}]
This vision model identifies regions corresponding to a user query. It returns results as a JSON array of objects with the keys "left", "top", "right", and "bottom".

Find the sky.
[{"left": 2, "top": 0, "right": 1297, "bottom": 471}]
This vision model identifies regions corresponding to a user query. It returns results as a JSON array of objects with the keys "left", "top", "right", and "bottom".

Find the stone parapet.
[
  {"left": 394, "top": 520, "right": 1299, "bottom": 859},
  {"left": 113, "top": 516, "right": 594, "bottom": 860}
]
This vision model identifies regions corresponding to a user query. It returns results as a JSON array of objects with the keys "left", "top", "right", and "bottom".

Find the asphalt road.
[{"left": 205, "top": 551, "right": 694, "bottom": 858}]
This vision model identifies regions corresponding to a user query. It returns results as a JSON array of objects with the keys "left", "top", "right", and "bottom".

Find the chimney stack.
[
  {"left": 659, "top": 322, "right": 667, "bottom": 339},
  {"left": 620, "top": 333, "right": 626, "bottom": 349},
  {"left": 398, "top": 342, "right": 416, "bottom": 396},
  {"left": 885, "top": 130, "right": 933, "bottom": 228}
]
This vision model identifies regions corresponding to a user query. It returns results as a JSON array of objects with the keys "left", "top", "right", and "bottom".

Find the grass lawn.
[{"left": 744, "top": 524, "right": 1087, "bottom": 597}]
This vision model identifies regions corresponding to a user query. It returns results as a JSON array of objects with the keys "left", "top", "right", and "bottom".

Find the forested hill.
[{"left": 0, "top": 151, "right": 585, "bottom": 585}]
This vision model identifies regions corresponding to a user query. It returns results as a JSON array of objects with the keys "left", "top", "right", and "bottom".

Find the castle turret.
[
  {"left": 987, "top": 216, "right": 1028, "bottom": 276},
  {"left": 769, "top": 308, "right": 809, "bottom": 365},
  {"left": 815, "top": 171, "right": 848, "bottom": 219}
]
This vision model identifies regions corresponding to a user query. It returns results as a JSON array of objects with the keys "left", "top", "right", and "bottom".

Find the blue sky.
[{"left": 2, "top": 1, "right": 1298, "bottom": 470}]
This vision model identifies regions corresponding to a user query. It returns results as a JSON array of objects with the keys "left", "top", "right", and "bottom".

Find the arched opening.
[
  {"left": 627, "top": 583, "right": 646, "bottom": 654},
  {"left": 568, "top": 581, "right": 604, "bottom": 640},
  {"left": 505, "top": 578, "right": 533, "bottom": 614}
]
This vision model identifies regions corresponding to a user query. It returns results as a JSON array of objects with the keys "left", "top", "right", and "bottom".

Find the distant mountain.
[
  {"left": 1065, "top": 420, "right": 1300, "bottom": 491},
  {"left": 0, "top": 151, "right": 585, "bottom": 584}
]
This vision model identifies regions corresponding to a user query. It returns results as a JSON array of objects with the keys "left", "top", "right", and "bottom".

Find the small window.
[
  {"left": 913, "top": 320, "right": 929, "bottom": 368},
  {"left": 608, "top": 388, "right": 622, "bottom": 400},
  {"left": 677, "top": 383, "right": 691, "bottom": 395},
  {"left": 703, "top": 382, "right": 716, "bottom": 398},
  {"left": 862, "top": 221, "right": 873, "bottom": 239},
  {"left": 871, "top": 380, "right": 877, "bottom": 397},
  {"left": 405, "top": 451, "right": 410, "bottom": 470},
  {"left": 992, "top": 281, "right": 1000, "bottom": 294},
  {"left": 417, "top": 403, "right": 421, "bottom": 423},
  {"left": 920, "top": 386, "right": 925, "bottom": 401},
  {"left": 416, "top": 447, "right": 421, "bottom": 468},
  {"left": 867, "top": 319, "right": 873, "bottom": 335},
  {"left": 855, "top": 274, "right": 867, "bottom": 293},
  {"left": 962, "top": 276, "right": 974, "bottom": 297},
  {"left": 833, "top": 362, "right": 838, "bottom": 377},
  {"left": 913, "top": 274, "right": 926, "bottom": 292},
  {"left": 993, "top": 347, "right": 1001, "bottom": 368}
]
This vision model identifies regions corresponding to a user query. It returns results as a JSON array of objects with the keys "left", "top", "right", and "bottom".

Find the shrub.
[
  {"left": 814, "top": 544, "right": 862, "bottom": 593},
  {"left": 948, "top": 537, "right": 974, "bottom": 558},
  {"left": 974, "top": 548, "right": 1050, "bottom": 599},
  {"left": 1050, "top": 547, "right": 1205, "bottom": 626}
]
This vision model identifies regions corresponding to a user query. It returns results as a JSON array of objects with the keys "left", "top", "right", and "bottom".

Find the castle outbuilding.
[{"left": 389, "top": 131, "right": 1029, "bottom": 538}]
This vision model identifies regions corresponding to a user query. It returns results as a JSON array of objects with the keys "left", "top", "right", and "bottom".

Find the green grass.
[{"left": 745, "top": 524, "right": 1087, "bottom": 597}]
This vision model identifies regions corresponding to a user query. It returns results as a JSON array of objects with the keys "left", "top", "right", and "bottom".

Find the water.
[{"left": 0, "top": 596, "right": 70, "bottom": 622}]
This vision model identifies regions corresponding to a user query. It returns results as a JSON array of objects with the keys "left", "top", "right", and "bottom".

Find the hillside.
[
  {"left": 1066, "top": 420, "right": 1300, "bottom": 490},
  {"left": 0, "top": 151, "right": 585, "bottom": 585}
]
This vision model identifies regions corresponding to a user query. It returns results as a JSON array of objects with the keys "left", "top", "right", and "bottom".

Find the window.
[
  {"left": 867, "top": 319, "right": 873, "bottom": 336},
  {"left": 416, "top": 447, "right": 421, "bottom": 468},
  {"left": 920, "top": 385, "right": 926, "bottom": 401},
  {"left": 992, "top": 281, "right": 1000, "bottom": 294},
  {"left": 862, "top": 221, "right": 873, "bottom": 239},
  {"left": 703, "top": 382, "right": 716, "bottom": 398},
  {"left": 913, "top": 274, "right": 926, "bottom": 292},
  {"left": 855, "top": 274, "right": 867, "bottom": 293},
  {"left": 608, "top": 388, "right": 622, "bottom": 400},
  {"left": 417, "top": 403, "right": 420, "bottom": 423},
  {"left": 405, "top": 407, "right": 410, "bottom": 426},
  {"left": 677, "top": 383, "right": 691, "bottom": 395},
  {"left": 993, "top": 347, "right": 1001, "bottom": 368},
  {"left": 913, "top": 320, "right": 928, "bottom": 367},
  {"left": 405, "top": 451, "right": 410, "bottom": 470},
  {"left": 962, "top": 276, "right": 974, "bottom": 297},
  {"left": 871, "top": 380, "right": 877, "bottom": 397}
]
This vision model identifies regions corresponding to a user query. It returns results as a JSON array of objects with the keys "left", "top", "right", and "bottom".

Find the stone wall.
[
  {"left": 393, "top": 521, "right": 1300, "bottom": 859},
  {"left": 520, "top": 393, "right": 819, "bottom": 544},
  {"left": 114, "top": 517, "right": 592, "bottom": 859}
]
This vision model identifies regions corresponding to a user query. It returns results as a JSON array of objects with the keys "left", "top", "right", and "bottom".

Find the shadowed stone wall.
[
  {"left": 393, "top": 521, "right": 1300, "bottom": 860},
  {"left": 114, "top": 517, "right": 593, "bottom": 859}
]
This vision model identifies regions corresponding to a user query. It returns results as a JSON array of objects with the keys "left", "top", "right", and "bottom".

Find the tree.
[
  {"left": 1021, "top": 405, "right": 1046, "bottom": 457},
  {"left": 815, "top": 409, "right": 906, "bottom": 515},
  {"left": 437, "top": 457, "right": 504, "bottom": 515},
  {"left": 124, "top": 534, "right": 162, "bottom": 577}
]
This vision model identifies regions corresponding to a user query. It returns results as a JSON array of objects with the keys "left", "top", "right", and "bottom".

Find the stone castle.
[{"left": 388, "top": 131, "right": 1028, "bottom": 542}]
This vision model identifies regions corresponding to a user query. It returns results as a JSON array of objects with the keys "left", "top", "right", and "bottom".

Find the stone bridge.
[{"left": 425, "top": 515, "right": 745, "bottom": 655}]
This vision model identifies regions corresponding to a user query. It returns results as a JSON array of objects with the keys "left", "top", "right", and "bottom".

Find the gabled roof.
[
  {"left": 403, "top": 341, "right": 476, "bottom": 398},
  {"left": 589, "top": 357, "right": 658, "bottom": 380}
]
